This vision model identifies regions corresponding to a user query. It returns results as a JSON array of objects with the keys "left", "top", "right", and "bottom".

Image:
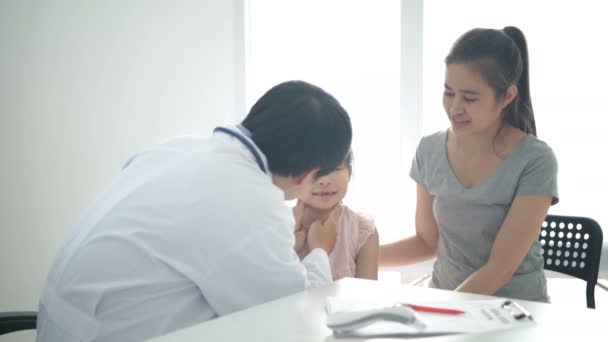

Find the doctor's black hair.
[{"left": 242, "top": 80, "right": 352, "bottom": 178}]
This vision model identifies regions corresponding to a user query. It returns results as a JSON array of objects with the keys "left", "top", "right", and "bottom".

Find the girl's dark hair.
[
  {"left": 242, "top": 80, "right": 352, "bottom": 177},
  {"left": 445, "top": 26, "right": 536, "bottom": 136},
  {"left": 344, "top": 149, "right": 353, "bottom": 176}
]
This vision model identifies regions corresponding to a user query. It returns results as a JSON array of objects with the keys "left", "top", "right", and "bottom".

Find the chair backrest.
[
  {"left": 539, "top": 214, "right": 603, "bottom": 309},
  {"left": 0, "top": 311, "right": 37, "bottom": 335}
]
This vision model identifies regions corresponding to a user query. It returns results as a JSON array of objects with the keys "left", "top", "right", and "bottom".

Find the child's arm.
[{"left": 355, "top": 230, "right": 379, "bottom": 280}]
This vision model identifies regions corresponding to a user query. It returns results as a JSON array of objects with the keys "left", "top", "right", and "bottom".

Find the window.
[{"left": 247, "top": 0, "right": 408, "bottom": 244}]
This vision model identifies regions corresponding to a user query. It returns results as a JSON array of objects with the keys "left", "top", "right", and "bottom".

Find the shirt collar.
[{"left": 236, "top": 124, "right": 253, "bottom": 138}]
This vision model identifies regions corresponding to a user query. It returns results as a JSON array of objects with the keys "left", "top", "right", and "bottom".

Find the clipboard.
[{"left": 325, "top": 297, "right": 535, "bottom": 338}]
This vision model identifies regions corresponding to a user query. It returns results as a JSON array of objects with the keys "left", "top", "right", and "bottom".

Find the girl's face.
[
  {"left": 299, "top": 163, "right": 350, "bottom": 211},
  {"left": 443, "top": 63, "right": 507, "bottom": 135}
]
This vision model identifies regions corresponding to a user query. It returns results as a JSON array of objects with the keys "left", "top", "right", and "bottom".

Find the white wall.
[{"left": 0, "top": 1, "right": 244, "bottom": 339}]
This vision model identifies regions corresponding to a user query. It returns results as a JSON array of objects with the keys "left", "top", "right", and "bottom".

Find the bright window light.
[{"left": 247, "top": 0, "right": 407, "bottom": 243}]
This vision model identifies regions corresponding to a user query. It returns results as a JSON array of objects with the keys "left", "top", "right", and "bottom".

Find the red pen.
[{"left": 402, "top": 303, "right": 465, "bottom": 315}]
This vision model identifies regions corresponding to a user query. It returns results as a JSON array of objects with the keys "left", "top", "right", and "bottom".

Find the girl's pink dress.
[{"left": 299, "top": 205, "right": 377, "bottom": 280}]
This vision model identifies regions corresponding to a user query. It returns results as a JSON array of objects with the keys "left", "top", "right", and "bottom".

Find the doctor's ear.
[{"left": 294, "top": 168, "right": 320, "bottom": 185}]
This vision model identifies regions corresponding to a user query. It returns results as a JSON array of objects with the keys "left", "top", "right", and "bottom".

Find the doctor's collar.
[
  {"left": 236, "top": 124, "right": 253, "bottom": 138},
  {"left": 214, "top": 126, "right": 268, "bottom": 174}
]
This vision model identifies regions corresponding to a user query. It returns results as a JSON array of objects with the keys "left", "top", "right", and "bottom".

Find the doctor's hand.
[
  {"left": 293, "top": 200, "right": 313, "bottom": 253},
  {"left": 294, "top": 199, "right": 319, "bottom": 231},
  {"left": 307, "top": 204, "right": 342, "bottom": 256},
  {"left": 294, "top": 229, "right": 307, "bottom": 253}
]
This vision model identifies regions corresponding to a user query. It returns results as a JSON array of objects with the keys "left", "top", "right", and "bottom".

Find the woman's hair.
[{"left": 445, "top": 26, "right": 536, "bottom": 137}]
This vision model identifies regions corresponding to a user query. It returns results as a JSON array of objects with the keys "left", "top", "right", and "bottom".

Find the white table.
[{"left": 149, "top": 278, "right": 605, "bottom": 341}]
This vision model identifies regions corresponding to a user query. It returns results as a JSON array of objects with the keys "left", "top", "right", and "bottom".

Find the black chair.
[
  {"left": 539, "top": 215, "right": 603, "bottom": 309},
  {"left": 0, "top": 311, "right": 37, "bottom": 335}
]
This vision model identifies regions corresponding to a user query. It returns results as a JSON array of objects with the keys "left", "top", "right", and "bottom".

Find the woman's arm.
[
  {"left": 379, "top": 184, "right": 439, "bottom": 267},
  {"left": 455, "top": 194, "right": 552, "bottom": 295},
  {"left": 355, "top": 230, "right": 379, "bottom": 280}
]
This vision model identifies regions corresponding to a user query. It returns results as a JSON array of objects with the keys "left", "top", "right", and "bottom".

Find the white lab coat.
[{"left": 36, "top": 126, "right": 332, "bottom": 342}]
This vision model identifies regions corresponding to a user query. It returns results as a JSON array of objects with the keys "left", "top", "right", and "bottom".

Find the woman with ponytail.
[{"left": 380, "top": 27, "right": 558, "bottom": 302}]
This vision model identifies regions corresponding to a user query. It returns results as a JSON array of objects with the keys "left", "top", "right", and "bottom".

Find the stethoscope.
[{"left": 213, "top": 127, "right": 267, "bottom": 174}]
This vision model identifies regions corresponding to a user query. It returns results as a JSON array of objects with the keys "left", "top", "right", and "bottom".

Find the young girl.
[
  {"left": 380, "top": 26, "right": 558, "bottom": 302},
  {"left": 294, "top": 151, "right": 379, "bottom": 280}
]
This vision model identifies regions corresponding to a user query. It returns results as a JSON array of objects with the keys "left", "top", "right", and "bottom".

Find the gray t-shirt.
[{"left": 410, "top": 130, "right": 558, "bottom": 302}]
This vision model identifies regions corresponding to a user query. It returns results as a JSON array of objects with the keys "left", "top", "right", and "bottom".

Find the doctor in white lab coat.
[{"left": 36, "top": 80, "right": 352, "bottom": 342}]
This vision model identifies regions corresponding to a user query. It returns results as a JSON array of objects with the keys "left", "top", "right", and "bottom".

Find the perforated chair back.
[
  {"left": 0, "top": 311, "right": 37, "bottom": 335},
  {"left": 539, "top": 215, "right": 603, "bottom": 308}
]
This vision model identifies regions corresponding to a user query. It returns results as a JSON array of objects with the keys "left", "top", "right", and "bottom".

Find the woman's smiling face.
[{"left": 443, "top": 63, "right": 506, "bottom": 135}]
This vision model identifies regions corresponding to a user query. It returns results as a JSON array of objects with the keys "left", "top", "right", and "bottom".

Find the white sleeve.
[
  {"left": 197, "top": 224, "right": 332, "bottom": 316},
  {"left": 302, "top": 248, "right": 332, "bottom": 288}
]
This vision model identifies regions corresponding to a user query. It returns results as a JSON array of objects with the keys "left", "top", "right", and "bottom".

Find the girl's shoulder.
[
  {"left": 340, "top": 205, "right": 377, "bottom": 235},
  {"left": 340, "top": 205, "right": 378, "bottom": 251}
]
